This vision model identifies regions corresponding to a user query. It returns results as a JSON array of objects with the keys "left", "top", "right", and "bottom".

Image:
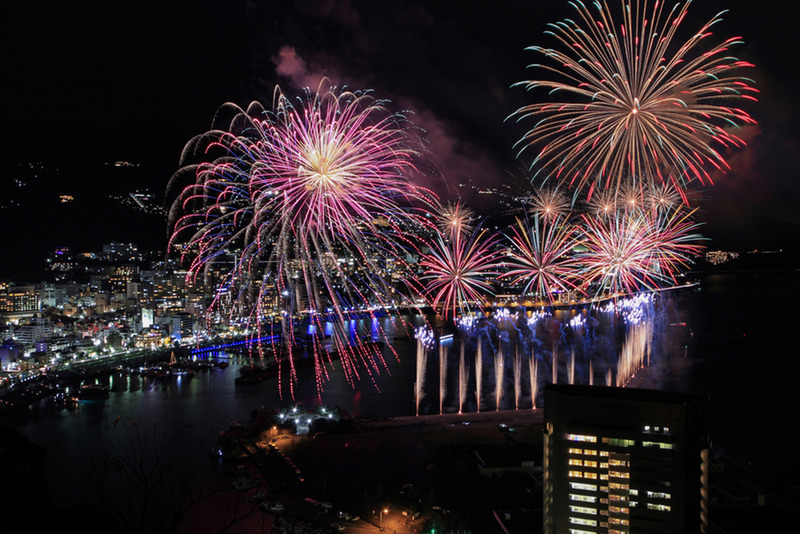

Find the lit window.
[
  {"left": 570, "top": 505, "right": 597, "bottom": 515},
  {"left": 602, "top": 438, "right": 635, "bottom": 447},
  {"left": 643, "top": 441, "right": 673, "bottom": 449},
  {"left": 568, "top": 434, "right": 597, "bottom": 443},
  {"left": 646, "top": 491, "right": 671, "bottom": 500},
  {"left": 584, "top": 460, "right": 597, "bottom": 468},
  {"left": 647, "top": 503, "right": 671, "bottom": 512},
  {"left": 569, "top": 448, "right": 583, "bottom": 455},
  {"left": 569, "top": 470, "right": 583, "bottom": 478},
  {"left": 569, "top": 459, "right": 584, "bottom": 466},
  {"left": 570, "top": 482, "right": 597, "bottom": 491},
  {"left": 570, "top": 494, "right": 597, "bottom": 503},
  {"left": 569, "top": 517, "right": 597, "bottom": 527},
  {"left": 583, "top": 472, "right": 598, "bottom": 479}
]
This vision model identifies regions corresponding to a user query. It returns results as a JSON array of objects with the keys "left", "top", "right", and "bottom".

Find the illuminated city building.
[
  {"left": 0, "top": 285, "right": 40, "bottom": 323},
  {"left": 170, "top": 312, "right": 196, "bottom": 340},
  {"left": 141, "top": 307, "right": 154, "bottom": 329},
  {"left": 151, "top": 273, "right": 188, "bottom": 311},
  {"left": 543, "top": 385, "right": 710, "bottom": 534},
  {"left": 13, "top": 315, "right": 53, "bottom": 346}
]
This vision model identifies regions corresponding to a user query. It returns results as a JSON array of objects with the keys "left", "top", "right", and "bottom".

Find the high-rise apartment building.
[{"left": 543, "top": 384, "right": 710, "bottom": 534}]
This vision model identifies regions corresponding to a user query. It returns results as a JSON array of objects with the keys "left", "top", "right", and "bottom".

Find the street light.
[{"left": 380, "top": 508, "right": 389, "bottom": 530}]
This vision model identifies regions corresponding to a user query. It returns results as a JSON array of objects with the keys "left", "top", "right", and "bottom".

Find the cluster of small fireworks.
[
  {"left": 527, "top": 310, "right": 551, "bottom": 329},
  {"left": 494, "top": 308, "right": 515, "bottom": 325},
  {"left": 415, "top": 325, "right": 436, "bottom": 349},
  {"left": 569, "top": 314, "right": 586, "bottom": 332},
  {"left": 500, "top": 203, "right": 704, "bottom": 302},
  {"left": 601, "top": 292, "right": 656, "bottom": 325},
  {"left": 456, "top": 314, "right": 479, "bottom": 332}
]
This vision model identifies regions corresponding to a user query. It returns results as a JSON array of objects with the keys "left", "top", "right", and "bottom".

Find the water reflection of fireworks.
[{"left": 413, "top": 293, "right": 664, "bottom": 415}]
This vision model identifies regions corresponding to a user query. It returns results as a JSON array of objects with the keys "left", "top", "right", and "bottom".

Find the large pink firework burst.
[
  {"left": 512, "top": 0, "right": 758, "bottom": 198},
  {"left": 500, "top": 216, "right": 583, "bottom": 303},
  {"left": 168, "top": 80, "right": 437, "bottom": 398},
  {"left": 420, "top": 227, "right": 504, "bottom": 321}
]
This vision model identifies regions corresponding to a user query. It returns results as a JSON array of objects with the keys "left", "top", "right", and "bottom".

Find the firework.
[
  {"left": 436, "top": 201, "right": 476, "bottom": 241},
  {"left": 619, "top": 182, "right": 644, "bottom": 212},
  {"left": 579, "top": 212, "right": 660, "bottom": 296},
  {"left": 512, "top": 0, "right": 757, "bottom": 197},
  {"left": 644, "top": 180, "right": 684, "bottom": 212},
  {"left": 600, "top": 292, "right": 655, "bottom": 325},
  {"left": 585, "top": 187, "right": 619, "bottom": 218},
  {"left": 527, "top": 185, "right": 571, "bottom": 223},
  {"left": 501, "top": 216, "right": 582, "bottom": 303},
  {"left": 420, "top": 226, "right": 504, "bottom": 320},
  {"left": 577, "top": 208, "right": 704, "bottom": 296},
  {"left": 168, "top": 80, "right": 437, "bottom": 397},
  {"left": 647, "top": 207, "right": 706, "bottom": 284}
]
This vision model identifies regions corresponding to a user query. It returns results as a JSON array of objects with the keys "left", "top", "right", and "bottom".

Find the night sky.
[{"left": 2, "top": 0, "right": 799, "bottom": 278}]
